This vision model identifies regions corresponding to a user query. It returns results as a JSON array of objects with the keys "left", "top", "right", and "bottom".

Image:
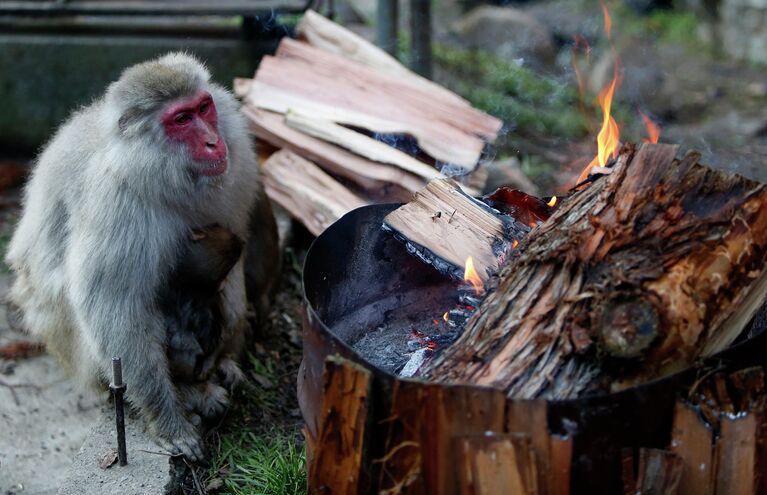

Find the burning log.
[
  {"left": 262, "top": 149, "right": 367, "bottom": 236},
  {"left": 402, "top": 143, "right": 767, "bottom": 399},
  {"left": 383, "top": 178, "right": 532, "bottom": 282}
]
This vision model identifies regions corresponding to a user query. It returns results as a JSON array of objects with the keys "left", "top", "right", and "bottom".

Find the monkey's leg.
[
  {"left": 88, "top": 327, "right": 205, "bottom": 460},
  {"left": 69, "top": 216, "right": 205, "bottom": 461}
]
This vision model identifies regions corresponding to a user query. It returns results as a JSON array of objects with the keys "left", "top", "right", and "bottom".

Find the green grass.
[
  {"left": 206, "top": 350, "right": 306, "bottom": 495},
  {"left": 211, "top": 431, "right": 306, "bottom": 495},
  {"left": 610, "top": 3, "right": 698, "bottom": 46},
  {"left": 433, "top": 44, "right": 589, "bottom": 140}
]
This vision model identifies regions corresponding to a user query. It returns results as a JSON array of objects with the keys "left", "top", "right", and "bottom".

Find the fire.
[
  {"left": 601, "top": 0, "right": 612, "bottom": 39},
  {"left": 547, "top": 196, "right": 558, "bottom": 207},
  {"left": 463, "top": 256, "right": 484, "bottom": 295},
  {"left": 443, "top": 311, "right": 449, "bottom": 322},
  {"left": 576, "top": 1, "right": 621, "bottom": 185},
  {"left": 639, "top": 110, "right": 660, "bottom": 143},
  {"left": 512, "top": 239, "right": 519, "bottom": 249}
]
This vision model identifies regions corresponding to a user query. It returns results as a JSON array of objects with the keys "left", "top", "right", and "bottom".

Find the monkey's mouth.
[{"left": 199, "top": 159, "right": 228, "bottom": 177}]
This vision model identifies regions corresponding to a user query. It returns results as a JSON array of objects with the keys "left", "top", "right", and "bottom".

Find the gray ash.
[{"left": 346, "top": 290, "right": 481, "bottom": 377}]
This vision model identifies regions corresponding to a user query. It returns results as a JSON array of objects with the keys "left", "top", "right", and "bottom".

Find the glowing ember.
[
  {"left": 639, "top": 110, "right": 660, "bottom": 144},
  {"left": 547, "top": 196, "right": 558, "bottom": 207},
  {"left": 463, "top": 256, "right": 485, "bottom": 295},
  {"left": 512, "top": 239, "right": 519, "bottom": 249},
  {"left": 443, "top": 311, "right": 449, "bottom": 322}
]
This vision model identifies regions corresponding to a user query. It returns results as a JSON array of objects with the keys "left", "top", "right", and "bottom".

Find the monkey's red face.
[{"left": 162, "top": 91, "right": 228, "bottom": 177}]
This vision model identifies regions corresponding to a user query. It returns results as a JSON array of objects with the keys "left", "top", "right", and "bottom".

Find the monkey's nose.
[{"left": 206, "top": 139, "right": 219, "bottom": 149}]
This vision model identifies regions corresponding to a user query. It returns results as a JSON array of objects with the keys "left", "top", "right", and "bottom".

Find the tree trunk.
[{"left": 426, "top": 143, "right": 767, "bottom": 399}]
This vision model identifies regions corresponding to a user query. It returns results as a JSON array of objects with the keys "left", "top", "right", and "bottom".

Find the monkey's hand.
[{"left": 150, "top": 417, "right": 205, "bottom": 462}]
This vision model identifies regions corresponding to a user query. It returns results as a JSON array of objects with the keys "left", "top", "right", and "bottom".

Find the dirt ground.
[{"left": 0, "top": 271, "right": 103, "bottom": 495}]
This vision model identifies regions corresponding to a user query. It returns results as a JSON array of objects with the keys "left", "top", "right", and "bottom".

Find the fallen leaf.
[
  {"left": 206, "top": 478, "right": 224, "bottom": 492},
  {"left": 250, "top": 372, "right": 274, "bottom": 389},
  {"left": 99, "top": 449, "right": 119, "bottom": 470}
]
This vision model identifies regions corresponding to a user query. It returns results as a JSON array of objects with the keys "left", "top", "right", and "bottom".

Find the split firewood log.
[{"left": 262, "top": 149, "right": 367, "bottom": 236}]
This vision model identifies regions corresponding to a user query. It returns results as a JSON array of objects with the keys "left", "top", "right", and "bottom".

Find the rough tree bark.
[{"left": 426, "top": 143, "right": 767, "bottom": 399}]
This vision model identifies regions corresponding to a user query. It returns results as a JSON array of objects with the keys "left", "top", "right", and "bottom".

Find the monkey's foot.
[
  {"left": 200, "top": 383, "right": 229, "bottom": 418},
  {"left": 151, "top": 420, "right": 205, "bottom": 462},
  {"left": 217, "top": 357, "right": 245, "bottom": 389}
]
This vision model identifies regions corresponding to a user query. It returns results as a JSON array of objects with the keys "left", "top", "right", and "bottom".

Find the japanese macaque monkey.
[{"left": 6, "top": 53, "right": 279, "bottom": 460}]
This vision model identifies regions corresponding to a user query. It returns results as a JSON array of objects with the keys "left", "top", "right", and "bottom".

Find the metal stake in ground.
[{"left": 110, "top": 357, "right": 128, "bottom": 466}]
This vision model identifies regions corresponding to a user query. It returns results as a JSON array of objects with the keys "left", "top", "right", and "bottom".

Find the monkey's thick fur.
[{"left": 6, "top": 53, "right": 278, "bottom": 460}]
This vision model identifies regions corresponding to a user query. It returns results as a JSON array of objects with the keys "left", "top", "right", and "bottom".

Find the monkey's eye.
[
  {"left": 174, "top": 112, "right": 193, "bottom": 125},
  {"left": 199, "top": 101, "right": 210, "bottom": 115}
]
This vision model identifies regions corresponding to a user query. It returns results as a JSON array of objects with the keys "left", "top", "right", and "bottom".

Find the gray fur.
[{"left": 6, "top": 52, "right": 264, "bottom": 460}]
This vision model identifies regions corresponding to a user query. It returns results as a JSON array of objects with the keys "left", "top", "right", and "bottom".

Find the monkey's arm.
[{"left": 66, "top": 188, "right": 203, "bottom": 460}]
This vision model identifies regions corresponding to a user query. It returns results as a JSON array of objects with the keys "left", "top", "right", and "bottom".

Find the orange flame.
[
  {"left": 576, "top": 1, "right": 621, "bottom": 186},
  {"left": 601, "top": 1, "right": 612, "bottom": 39},
  {"left": 638, "top": 110, "right": 660, "bottom": 143},
  {"left": 443, "top": 311, "right": 449, "bottom": 322},
  {"left": 547, "top": 196, "right": 558, "bottom": 207},
  {"left": 595, "top": 77, "right": 620, "bottom": 167},
  {"left": 576, "top": 75, "right": 621, "bottom": 184},
  {"left": 512, "top": 239, "right": 519, "bottom": 249},
  {"left": 464, "top": 256, "right": 484, "bottom": 295}
]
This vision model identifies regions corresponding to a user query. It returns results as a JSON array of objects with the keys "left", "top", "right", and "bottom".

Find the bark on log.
[
  {"left": 668, "top": 367, "right": 767, "bottom": 495},
  {"left": 457, "top": 434, "right": 538, "bottom": 495},
  {"left": 308, "top": 356, "right": 372, "bottom": 494},
  {"left": 426, "top": 143, "right": 767, "bottom": 399},
  {"left": 624, "top": 449, "right": 684, "bottom": 495},
  {"left": 670, "top": 400, "right": 713, "bottom": 495}
]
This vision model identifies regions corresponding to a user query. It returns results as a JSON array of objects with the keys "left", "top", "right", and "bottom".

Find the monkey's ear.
[{"left": 117, "top": 107, "right": 143, "bottom": 136}]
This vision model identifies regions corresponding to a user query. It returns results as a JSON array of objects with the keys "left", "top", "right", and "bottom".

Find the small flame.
[
  {"left": 576, "top": 1, "right": 621, "bottom": 186},
  {"left": 638, "top": 110, "right": 660, "bottom": 144},
  {"left": 464, "top": 256, "right": 485, "bottom": 295},
  {"left": 547, "top": 196, "right": 558, "bottom": 207},
  {"left": 443, "top": 311, "right": 449, "bottom": 322},
  {"left": 601, "top": 0, "right": 612, "bottom": 39},
  {"left": 512, "top": 239, "right": 519, "bottom": 249}
]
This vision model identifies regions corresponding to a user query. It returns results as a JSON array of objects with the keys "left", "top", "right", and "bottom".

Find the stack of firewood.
[{"left": 234, "top": 10, "right": 502, "bottom": 235}]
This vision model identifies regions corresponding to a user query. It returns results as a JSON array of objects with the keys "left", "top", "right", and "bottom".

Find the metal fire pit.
[{"left": 300, "top": 204, "right": 767, "bottom": 494}]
